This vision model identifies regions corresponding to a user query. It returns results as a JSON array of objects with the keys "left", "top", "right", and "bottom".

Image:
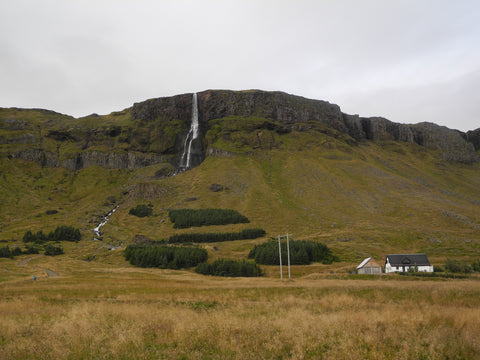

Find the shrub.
[
  {"left": 471, "top": 260, "right": 480, "bottom": 272},
  {"left": 23, "top": 230, "right": 48, "bottom": 244},
  {"left": 168, "top": 209, "right": 249, "bottom": 228},
  {"left": 195, "top": 259, "right": 262, "bottom": 277},
  {"left": 49, "top": 225, "right": 81, "bottom": 242},
  {"left": 129, "top": 204, "right": 153, "bottom": 218},
  {"left": 248, "top": 239, "right": 338, "bottom": 265},
  {"left": 433, "top": 265, "right": 444, "bottom": 272},
  {"left": 44, "top": 244, "right": 64, "bottom": 256},
  {"left": 23, "top": 244, "right": 41, "bottom": 255},
  {"left": 0, "top": 246, "right": 13, "bottom": 258},
  {"left": 445, "top": 259, "right": 472, "bottom": 274},
  {"left": 22, "top": 226, "right": 81, "bottom": 244},
  {"left": 124, "top": 244, "right": 208, "bottom": 269},
  {"left": 168, "top": 228, "right": 266, "bottom": 244}
]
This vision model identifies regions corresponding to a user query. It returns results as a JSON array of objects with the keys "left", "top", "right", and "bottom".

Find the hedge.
[
  {"left": 23, "top": 225, "right": 81, "bottom": 244},
  {"left": 248, "top": 239, "right": 338, "bottom": 265},
  {"left": 168, "top": 228, "right": 265, "bottom": 243},
  {"left": 168, "top": 209, "right": 249, "bottom": 228},
  {"left": 195, "top": 259, "right": 262, "bottom": 277},
  {"left": 124, "top": 244, "right": 208, "bottom": 269}
]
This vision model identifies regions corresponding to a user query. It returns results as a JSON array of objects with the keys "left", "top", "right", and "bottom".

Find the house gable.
[{"left": 385, "top": 253, "right": 433, "bottom": 273}]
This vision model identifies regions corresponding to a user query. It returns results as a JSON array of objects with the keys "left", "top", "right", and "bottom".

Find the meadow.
[{"left": 1, "top": 257, "right": 479, "bottom": 360}]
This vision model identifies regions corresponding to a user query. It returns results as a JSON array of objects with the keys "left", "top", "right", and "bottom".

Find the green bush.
[
  {"left": 44, "top": 244, "right": 64, "bottom": 256},
  {"left": 0, "top": 245, "right": 40, "bottom": 258},
  {"left": 472, "top": 260, "right": 480, "bottom": 272},
  {"left": 195, "top": 259, "right": 262, "bottom": 277},
  {"left": 23, "top": 226, "right": 81, "bottom": 244},
  {"left": 168, "top": 228, "right": 266, "bottom": 243},
  {"left": 23, "top": 230, "right": 48, "bottom": 244},
  {"left": 23, "top": 244, "right": 41, "bottom": 255},
  {"left": 248, "top": 239, "right": 338, "bottom": 265},
  {"left": 0, "top": 246, "right": 13, "bottom": 258},
  {"left": 129, "top": 204, "right": 153, "bottom": 218},
  {"left": 168, "top": 209, "right": 249, "bottom": 228},
  {"left": 49, "top": 225, "right": 81, "bottom": 242},
  {"left": 445, "top": 259, "right": 472, "bottom": 274},
  {"left": 124, "top": 244, "right": 208, "bottom": 269}
]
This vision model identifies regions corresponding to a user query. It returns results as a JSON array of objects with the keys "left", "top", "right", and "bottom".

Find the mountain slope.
[{"left": 1, "top": 90, "right": 479, "bottom": 268}]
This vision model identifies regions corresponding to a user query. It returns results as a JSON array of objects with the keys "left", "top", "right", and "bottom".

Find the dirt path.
[
  {"left": 35, "top": 266, "right": 59, "bottom": 277},
  {"left": 17, "top": 255, "right": 59, "bottom": 277},
  {"left": 17, "top": 255, "right": 42, "bottom": 266}
]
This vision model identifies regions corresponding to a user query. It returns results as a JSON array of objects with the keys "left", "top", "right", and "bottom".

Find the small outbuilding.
[
  {"left": 385, "top": 254, "right": 433, "bottom": 273},
  {"left": 356, "top": 257, "right": 382, "bottom": 274}
]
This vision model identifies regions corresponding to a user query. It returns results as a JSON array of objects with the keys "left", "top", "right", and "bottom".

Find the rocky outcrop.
[
  {"left": 467, "top": 128, "right": 480, "bottom": 151},
  {"left": 2, "top": 90, "right": 479, "bottom": 169},
  {"left": 12, "top": 149, "right": 170, "bottom": 171}
]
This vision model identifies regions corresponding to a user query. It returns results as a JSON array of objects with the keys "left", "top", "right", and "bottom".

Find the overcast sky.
[{"left": 1, "top": 1, "right": 479, "bottom": 131}]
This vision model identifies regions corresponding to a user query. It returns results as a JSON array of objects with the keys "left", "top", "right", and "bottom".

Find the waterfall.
[
  {"left": 180, "top": 93, "right": 199, "bottom": 169},
  {"left": 93, "top": 205, "right": 119, "bottom": 240}
]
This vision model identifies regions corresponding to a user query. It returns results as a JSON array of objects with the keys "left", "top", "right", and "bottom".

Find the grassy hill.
[
  {"left": 2, "top": 103, "right": 480, "bottom": 359},
  {"left": 1, "top": 108, "right": 479, "bottom": 271}
]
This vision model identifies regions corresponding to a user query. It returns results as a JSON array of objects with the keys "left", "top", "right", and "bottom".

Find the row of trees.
[
  {"left": 23, "top": 225, "right": 81, "bottom": 244},
  {"left": 195, "top": 259, "right": 262, "bottom": 277},
  {"left": 168, "top": 228, "right": 266, "bottom": 244},
  {"left": 443, "top": 259, "right": 480, "bottom": 274},
  {"left": 0, "top": 244, "right": 63, "bottom": 258},
  {"left": 124, "top": 244, "right": 208, "bottom": 269},
  {"left": 248, "top": 239, "right": 338, "bottom": 265},
  {"left": 123, "top": 245, "right": 263, "bottom": 277},
  {"left": 168, "top": 209, "right": 249, "bottom": 228}
]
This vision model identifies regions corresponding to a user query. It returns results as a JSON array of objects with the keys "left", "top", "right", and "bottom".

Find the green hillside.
[{"left": 1, "top": 106, "right": 479, "bottom": 272}]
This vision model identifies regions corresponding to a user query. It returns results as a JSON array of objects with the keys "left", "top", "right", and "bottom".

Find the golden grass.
[{"left": 1, "top": 262, "right": 480, "bottom": 359}]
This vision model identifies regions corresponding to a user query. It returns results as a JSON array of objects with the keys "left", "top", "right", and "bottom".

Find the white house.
[
  {"left": 385, "top": 254, "right": 433, "bottom": 273},
  {"left": 356, "top": 257, "right": 382, "bottom": 274}
]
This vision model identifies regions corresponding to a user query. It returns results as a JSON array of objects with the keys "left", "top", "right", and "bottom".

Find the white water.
[
  {"left": 180, "top": 93, "right": 199, "bottom": 168},
  {"left": 93, "top": 205, "right": 119, "bottom": 239}
]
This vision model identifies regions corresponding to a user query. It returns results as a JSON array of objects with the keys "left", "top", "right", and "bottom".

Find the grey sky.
[{"left": 1, "top": 1, "right": 479, "bottom": 131}]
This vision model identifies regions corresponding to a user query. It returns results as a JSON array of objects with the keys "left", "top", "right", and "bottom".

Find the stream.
[{"left": 93, "top": 205, "right": 121, "bottom": 250}]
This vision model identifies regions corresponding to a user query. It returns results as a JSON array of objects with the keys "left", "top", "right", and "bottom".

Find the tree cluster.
[
  {"left": 44, "top": 244, "right": 64, "bottom": 256},
  {"left": 195, "top": 259, "right": 262, "bottom": 277},
  {"left": 124, "top": 244, "right": 208, "bottom": 269},
  {"left": 168, "top": 228, "right": 265, "bottom": 244},
  {"left": 0, "top": 244, "right": 46, "bottom": 259},
  {"left": 23, "top": 225, "right": 81, "bottom": 244},
  {"left": 248, "top": 239, "right": 338, "bottom": 265},
  {"left": 128, "top": 204, "right": 153, "bottom": 217},
  {"left": 168, "top": 209, "right": 249, "bottom": 228},
  {"left": 0, "top": 246, "right": 23, "bottom": 259},
  {"left": 444, "top": 259, "right": 480, "bottom": 274}
]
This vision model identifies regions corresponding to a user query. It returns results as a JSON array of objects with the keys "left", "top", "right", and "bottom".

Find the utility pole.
[
  {"left": 286, "top": 233, "right": 291, "bottom": 280},
  {"left": 278, "top": 234, "right": 292, "bottom": 280},
  {"left": 278, "top": 235, "right": 283, "bottom": 280}
]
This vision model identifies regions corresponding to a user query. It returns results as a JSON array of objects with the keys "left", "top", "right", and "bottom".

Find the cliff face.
[
  {"left": 1, "top": 90, "right": 479, "bottom": 171},
  {"left": 131, "top": 89, "right": 479, "bottom": 163}
]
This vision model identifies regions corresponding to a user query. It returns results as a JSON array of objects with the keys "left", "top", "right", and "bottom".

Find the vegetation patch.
[
  {"left": 129, "top": 204, "right": 153, "bottom": 217},
  {"left": 44, "top": 244, "right": 64, "bottom": 256},
  {"left": 124, "top": 244, "right": 208, "bottom": 269},
  {"left": 195, "top": 259, "right": 263, "bottom": 277},
  {"left": 23, "top": 225, "right": 81, "bottom": 244},
  {"left": 168, "top": 208, "right": 249, "bottom": 228},
  {"left": 248, "top": 239, "right": 339, "bottom": 265},
  {"left": 168, "top": 228, "right": 265, "bottom": 244}
]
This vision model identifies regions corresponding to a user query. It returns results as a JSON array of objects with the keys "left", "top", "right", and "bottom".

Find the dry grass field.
[{"left": 1, "top": 258, "right": 480, "bottom": 360}]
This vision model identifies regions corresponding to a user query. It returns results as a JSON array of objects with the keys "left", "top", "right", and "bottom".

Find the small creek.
[{"left": 93, "top": 205, "right": 121, "bottom": 250}]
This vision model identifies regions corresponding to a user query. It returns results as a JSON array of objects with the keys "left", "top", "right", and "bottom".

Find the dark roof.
[{"left": 385, "top": 254, "right": 431, "bottom": 266}]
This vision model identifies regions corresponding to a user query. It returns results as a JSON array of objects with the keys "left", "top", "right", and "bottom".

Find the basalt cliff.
[{"left": 1, "top": 90, "right": 479, "bottom": 171}]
